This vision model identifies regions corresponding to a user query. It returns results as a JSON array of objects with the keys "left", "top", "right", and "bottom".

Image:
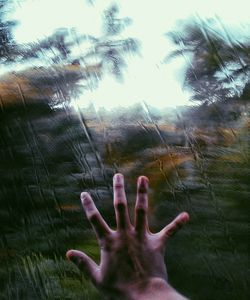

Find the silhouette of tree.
[
  {"left": 0, "top": 0, "right": 19, "bottom": 62},
  {"left": 166, "top": 17, "right": 250, "bottom": 104},
  {"left": 12, "top": 4, "right": 139, "bottom": 83}
]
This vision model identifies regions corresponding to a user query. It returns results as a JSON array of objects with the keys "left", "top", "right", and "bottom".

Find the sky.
[{"left": 10, "top": 0, "right": 250, "bottom": 110}]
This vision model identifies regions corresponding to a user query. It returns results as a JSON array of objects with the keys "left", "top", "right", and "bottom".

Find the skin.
[{"left": 66, "top": 173, "right": 190, "bottom": 300}]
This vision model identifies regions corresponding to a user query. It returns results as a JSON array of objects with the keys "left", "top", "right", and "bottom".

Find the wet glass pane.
[{"left": 0, "top": 1, "right": 249, "bottom": 299}]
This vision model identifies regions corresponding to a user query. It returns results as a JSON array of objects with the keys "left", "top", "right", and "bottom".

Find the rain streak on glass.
[{"left": 0, "top": 0, "right": 249, "bottom": 299}]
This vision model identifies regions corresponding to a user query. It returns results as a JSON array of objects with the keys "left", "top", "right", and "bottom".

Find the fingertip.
[
  {"left": 66, "top": 250, "right": 73, "bottom": 260},
  {"left": 80, "top": 192, "right": 91, "bottom": 206},
  {"left": 137, "top": 176, "right": 149, "bottom": 193},
  {"left": 66, "top": 250, "right": 79, "bottom": 265},
  {"left": 113, "top": 173, "right": 124, "bottom": 183},
  {"left": 81, "top": 192, "right": 89, "bottom": 200},
  {"left": 138, "top": 175, "right": 149, "bottom": 184},
  {"left": 180, "top": 212, "right": 190, "bottom": 223},
  {"left": 114, "top": 172, "right": 123, "bottom": 177}
]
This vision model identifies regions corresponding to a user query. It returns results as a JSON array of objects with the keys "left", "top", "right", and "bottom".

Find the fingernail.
[
  {"left": 81, "top": 192, "right": 88, "bottom": 200},
  {"left": 181, "top": 212, "right": 190, "bottom": 223},
  {"left": 138, "top": 176, "right": 148, "bottom": 187},
  {"left": 66, "top": 251, "right": 79, "bottom": 265},
  {"left": 80, "top": 192, "right": 90, "bottom": 206},
  {"left": 114, "top": 173, "right": 123, "bottom": 183}
]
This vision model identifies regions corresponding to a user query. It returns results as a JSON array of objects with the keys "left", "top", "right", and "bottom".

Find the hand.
[{"left": 66, "top": 173, "right": 189, "bottom": 300}]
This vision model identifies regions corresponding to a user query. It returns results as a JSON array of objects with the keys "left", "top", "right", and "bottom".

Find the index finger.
[
  {"left": 113, "top": 173, "right": 131, "bottom": 230},
  {"left": 81, "top": 192, "right": 111, "bottom": 240}
]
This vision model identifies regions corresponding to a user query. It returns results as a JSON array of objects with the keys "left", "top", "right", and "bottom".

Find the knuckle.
[
  {"left": 136, "top": 206, "right": 146, "bottom": 215},
  {"left": 166, "top": 229, "right": 174, "bottom": 237},
  {"left": 138, "top": 185, "right": 148, "bottom": 193},
  {"left": 137, "top": 194, "right": 148, "bottom": 206},
  {"left": 115, "top": 201, "right": 126, "bottom": 213},
  {"left": 114, "top": 189, "right": 125, "bottom": 200},
  {"left": 166, "top": 221, "right": 182, "bottom": 237},
  {"left": 78, "top": 259, "right": 87, "bottom": 271},
  {"left": 89, "top": 212, "right": 99, "bottom": 223},
  {"left": 114, "top": 183, "right": 124, "bottom": 189},
  {"left": 175, "top": 220, "right": 183, "bottom": 230},
  {"left": 101, "top": 235, "right": 113, "bottom": 251},
  {"left": 83, "top": 198, "right": 93, "bottom": 208}
]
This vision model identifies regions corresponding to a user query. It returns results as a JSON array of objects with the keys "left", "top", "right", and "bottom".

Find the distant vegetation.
[{"left": 0, "top": 1, "right": 249, "bottom": 299}]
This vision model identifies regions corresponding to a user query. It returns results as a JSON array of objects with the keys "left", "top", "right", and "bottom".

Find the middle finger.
[
  {"left": 113, "top": 173, "right": 131, "bottom": 230},
  {"left": 135, "top": 176, "right": 149, "bottom": 235}
]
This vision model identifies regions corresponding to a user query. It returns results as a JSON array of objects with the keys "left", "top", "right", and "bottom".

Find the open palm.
[{"left": 66, "top": 174, "right": 189, "bottom": 300}]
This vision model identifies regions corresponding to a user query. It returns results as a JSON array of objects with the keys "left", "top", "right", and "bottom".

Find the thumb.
[{"left": 66, "top": 250, "right": 100, "bottom": 285}]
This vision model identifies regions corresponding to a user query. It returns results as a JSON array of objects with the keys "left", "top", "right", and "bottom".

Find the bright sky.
[{"left": 11, "top": 0, "right": 250, "bottom": 109}]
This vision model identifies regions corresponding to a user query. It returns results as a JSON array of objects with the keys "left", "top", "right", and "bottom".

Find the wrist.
[{"left": 124, "top": 277, "right": 188, "bottom": 300}]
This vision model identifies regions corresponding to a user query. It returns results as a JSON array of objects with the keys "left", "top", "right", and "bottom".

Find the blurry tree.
[
  {"left": 163, "top": 17, "right": 250, "bottom": 300},
  {"left": 10, "top": 4, "right": 139, "bottom": 83},
  {"left": 0, "top": 2, "right": 138, "bottom": 299},
  {"left": 0, "top": 0, "right": 19, "bottom": 62},
  {"left": 166, "top": 17, "right": 250, "bottom": 105}
]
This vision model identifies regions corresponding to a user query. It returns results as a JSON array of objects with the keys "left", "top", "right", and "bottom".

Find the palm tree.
[
  {"left": 166, "top": 17, "right": 250, "bottom": 105},
  {"left": 164, "top": 17, "right": 250, "bottom": 300}
]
